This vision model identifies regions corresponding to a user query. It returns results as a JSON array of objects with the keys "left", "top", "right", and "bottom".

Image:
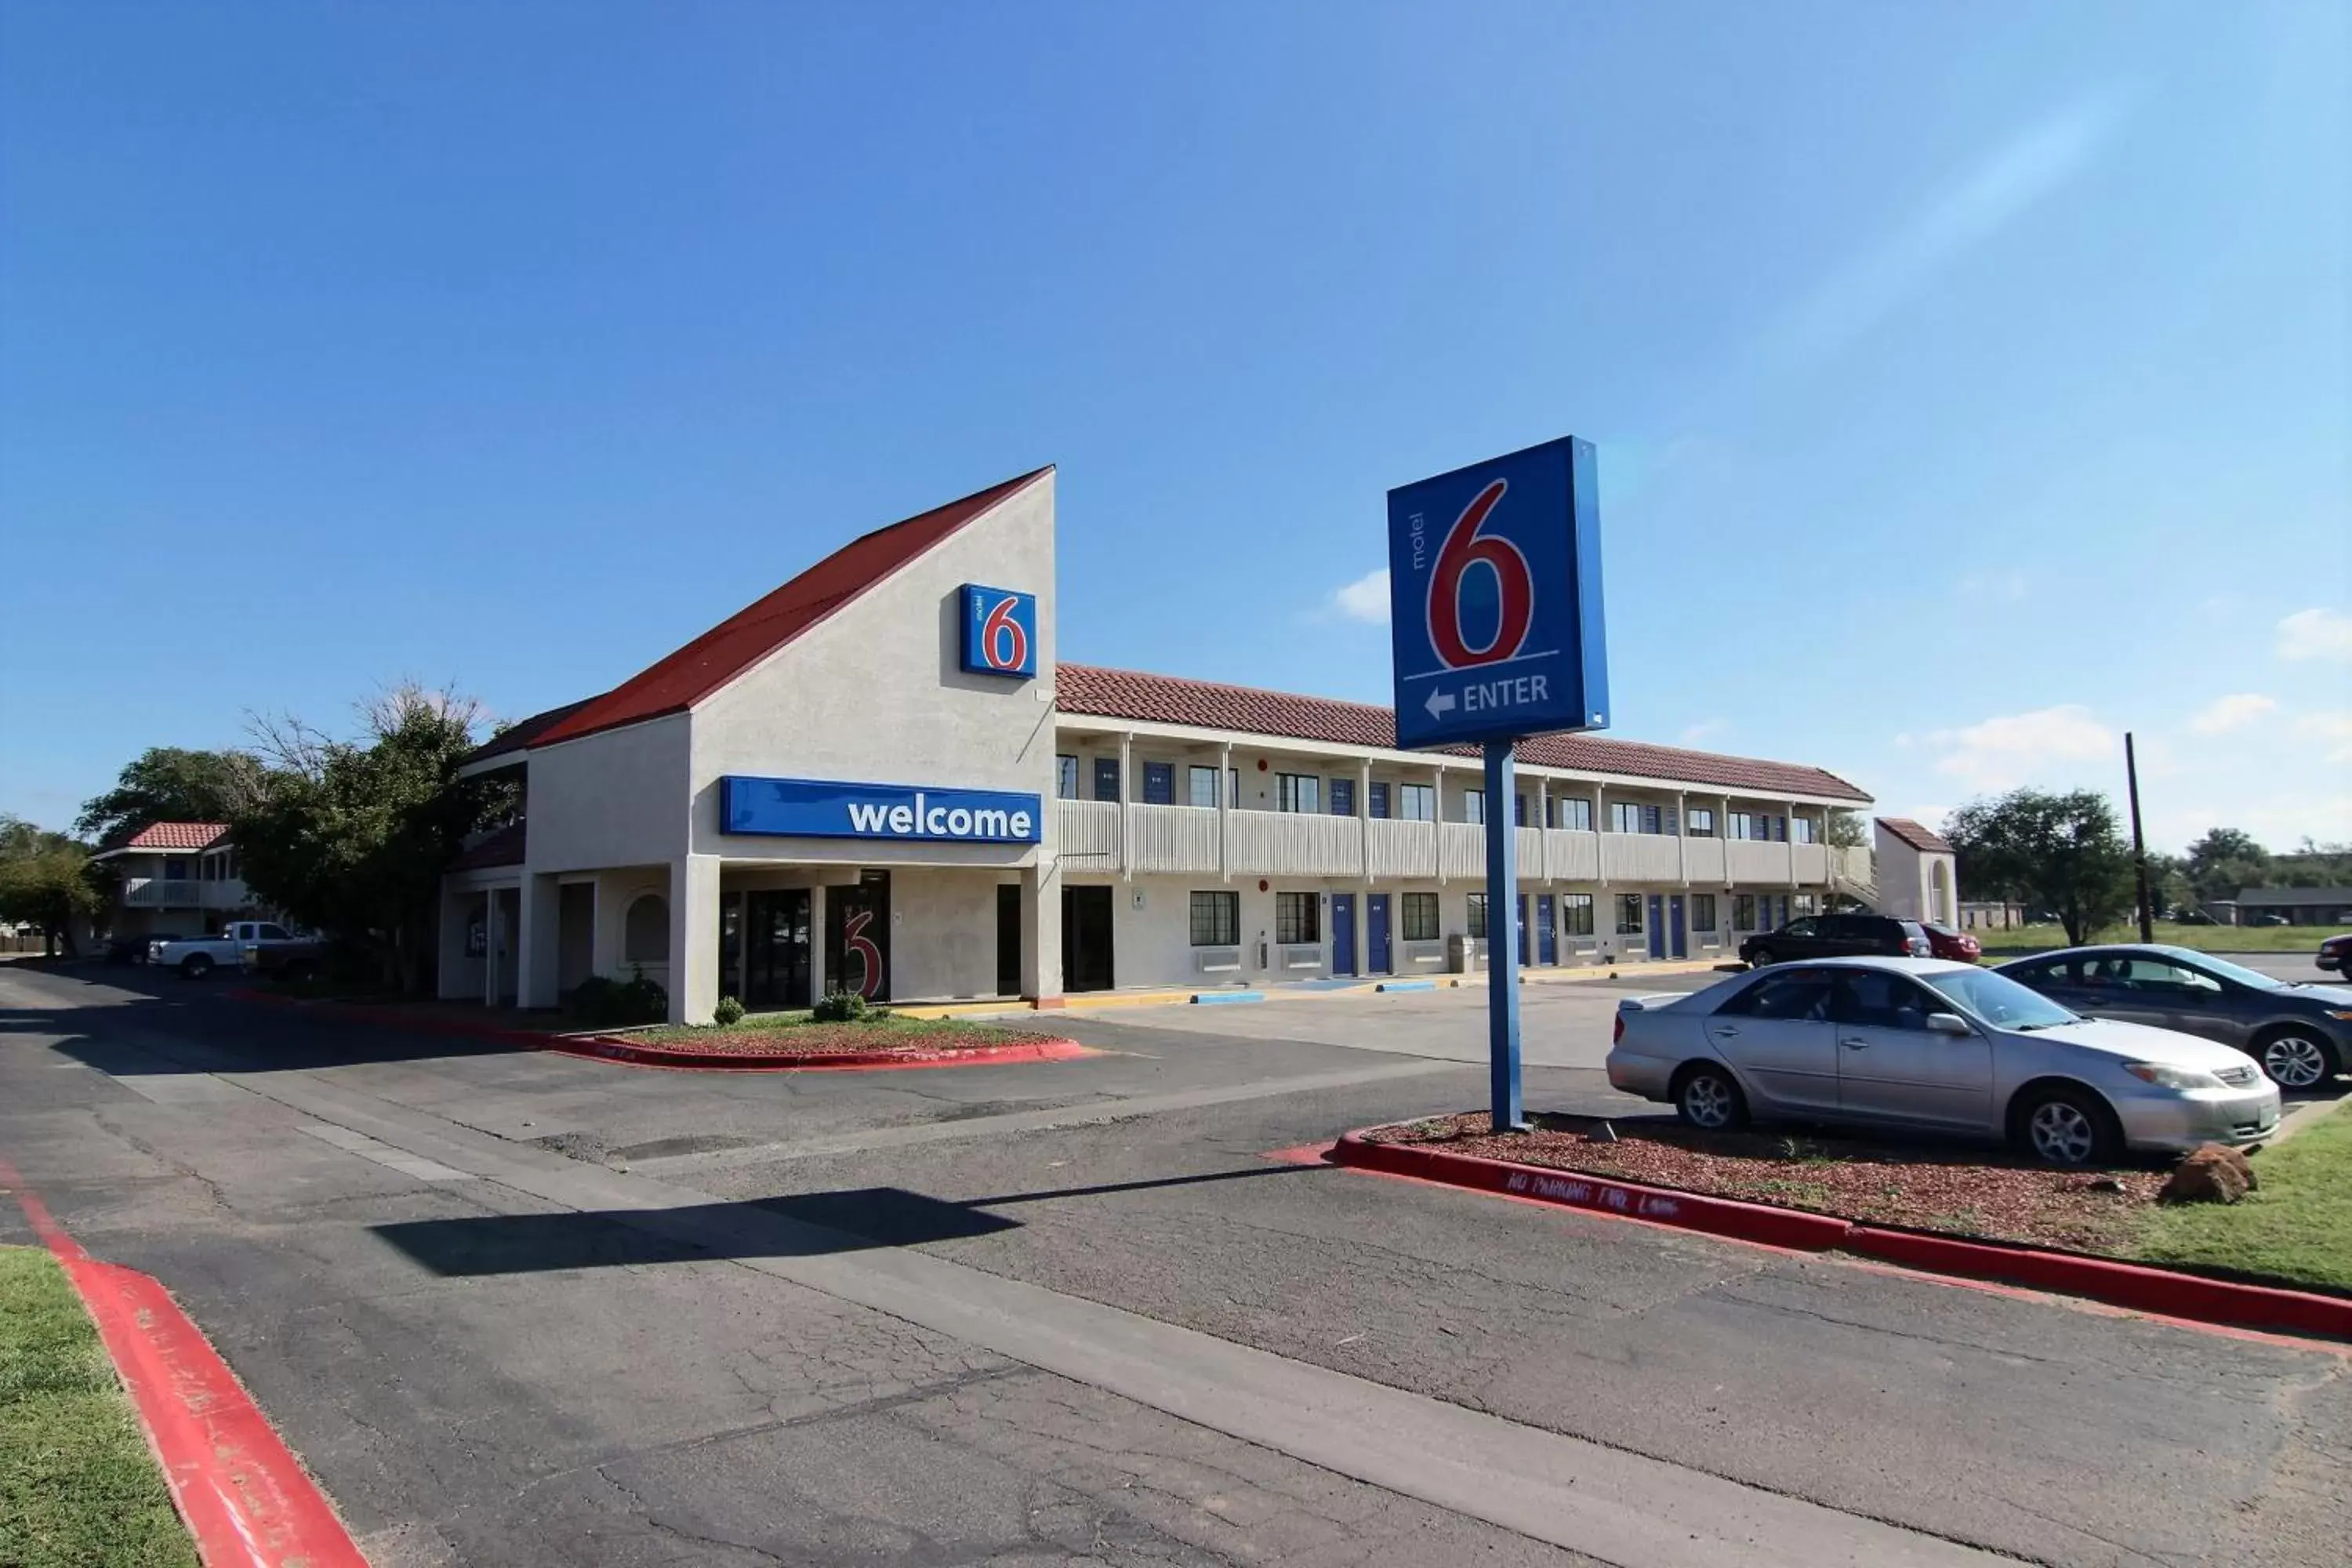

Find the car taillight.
[{"left": 1613, "top": 1013, "right": 1624, "bottom": 1044}]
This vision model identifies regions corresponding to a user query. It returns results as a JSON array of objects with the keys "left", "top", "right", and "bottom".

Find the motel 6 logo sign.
[
  {"left": 1386, "top": 436, "right": 1610, "bottom": 750},
  {"left": 959, "top": 584, "right": 1037, "bottom": 679}
]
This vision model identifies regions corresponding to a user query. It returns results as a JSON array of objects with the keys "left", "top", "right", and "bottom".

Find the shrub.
[
  {"left": 813, "top": 989, "right": 871, "bottom": 1023},
  {"left": 712, "top": 994, "right": 745, "bottom": 1027},
  {"left": 568, "top": 971, "right": 669, "bottom": 1028}
]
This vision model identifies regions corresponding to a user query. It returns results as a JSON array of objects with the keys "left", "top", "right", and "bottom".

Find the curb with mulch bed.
[
  {"left": 1328, "top": 1116, "right": 2352, "bottom": 1343},
  {"left": 230, "top": 989, "right": 1092, "bottom": 1072}
]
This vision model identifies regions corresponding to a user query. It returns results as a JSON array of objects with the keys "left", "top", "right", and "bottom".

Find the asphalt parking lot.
[{"left": 4, "top": 956, "right": 2349, "bottom": 1567}]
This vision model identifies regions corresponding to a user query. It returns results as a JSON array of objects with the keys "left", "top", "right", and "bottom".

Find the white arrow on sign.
[{"left": 1425, "top": 688, "right": 1457, "bottom": 720}]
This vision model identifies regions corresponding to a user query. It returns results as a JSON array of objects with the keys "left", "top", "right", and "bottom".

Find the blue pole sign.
[
  {"left": 1386, "top": 436, "right": 1607, "bottom": 750},
  {"left": 1387, "top": 437, "right": 1609, "bottom": 1132}
]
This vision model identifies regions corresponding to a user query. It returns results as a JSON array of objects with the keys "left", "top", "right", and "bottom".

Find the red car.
[{"left": 1918, "top": 922, "right": 1982, "bottom": 963}]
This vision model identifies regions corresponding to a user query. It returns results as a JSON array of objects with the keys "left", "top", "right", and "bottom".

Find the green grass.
[
  {"left": 1964, "top": 920, "right": 2333, "bottom": 957},
  {"left": 0, "top": 1247, "right": 198, "bottom": 1568},
  {"left": 2134, "top": 1107, "right": 2352, "bottom": 1293}
]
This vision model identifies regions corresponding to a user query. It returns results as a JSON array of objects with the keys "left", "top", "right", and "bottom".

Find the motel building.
[{"left": 438, "top": 466, "right": 1875, "bottom": 1025}]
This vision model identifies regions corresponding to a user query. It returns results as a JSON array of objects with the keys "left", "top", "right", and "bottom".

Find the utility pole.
[{"left": 2125, "top": 731, "right": 2154, "bottom": 942}]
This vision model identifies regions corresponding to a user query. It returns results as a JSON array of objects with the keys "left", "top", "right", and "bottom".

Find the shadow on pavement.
[{"left": 371, "top": 1166, "right": 1318, "bottom": 1276}]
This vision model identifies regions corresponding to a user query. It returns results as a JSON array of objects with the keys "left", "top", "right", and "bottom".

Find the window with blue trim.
[
  {"left": 1369, "top": 782, "right": 1391, "bottom": 819},
  {"left": 1328, "top": 778, "right": 1355, "bottom": 815},
  {"left": 1093, "top": 757, "right": 1120, "bottom": 803},
  {"left": 1143, "top": 762, "right": 1173, "bottom": 805}
]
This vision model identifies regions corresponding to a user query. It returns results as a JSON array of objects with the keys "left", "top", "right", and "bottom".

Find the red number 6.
[
  {"left": 982, "top": 597, "right": 1028, "bottom": 671},
  {"left": 844, "top": 909, "right": 884, "bottom": 999},
  {"left": 1428, "top": 479, "right": 1533, "bottom": 668}
]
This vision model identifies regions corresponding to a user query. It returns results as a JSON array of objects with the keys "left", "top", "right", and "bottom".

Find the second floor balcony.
[
  {"left": 1052, "top": 799, "right": 1839, "bottom": 887},
  {"left": 121, "top": 877, "right": 251, "bottom": 909}
]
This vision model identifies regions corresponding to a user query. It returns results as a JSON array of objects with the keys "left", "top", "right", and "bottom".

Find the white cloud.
[
  {"left": 1758, "top": 85, "right": 2139, "bottom": 375},
  {"left": 2188, "top": 693, "right": 2278, "bottom": 735},
  {"left": 1679, "top": 720, "right": 1727, "bottom": 746},
  {"left": 1925, "top": 704, "right": 2115, "bottom": 792},
  {"left": 2293, "top": 710, "right": 2352, "bottom": 764},
  {"left": 1329, "top": 568, "right": 1390, "bottom": 625},
  {"left": 2276, "top": 608, "right": 2352, "bottom": 662}
]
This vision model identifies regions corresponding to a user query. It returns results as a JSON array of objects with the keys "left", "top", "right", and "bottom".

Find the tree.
[
  {"left": 2183, "top": 826, "right": 2270, "bottom": 906},
  {"left": 233, "top": 684, "right": 510, "bottom": 992},
  {"left": 1944, "top": 788, "right": 2135, "bottom": 946},
  {"left": 0, "top": 816, "right": 102, "bottom": 956},
  {"left": 1825, "top": 809, "right": 1868, "bottom": 849},
  {"left": 77, "top": 747, "right": 269, "bottom": 847}
]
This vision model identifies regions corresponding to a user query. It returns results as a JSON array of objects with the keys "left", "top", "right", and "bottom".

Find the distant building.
[
  {"left": 89, "top": 822, "right": 252, "bottom": 942},
  {"left": 1874, "top": 817, "right": 1957, "bottom": 926},
  {"left": 2231, "top": 887, "right": 2352, "bottom": 927}
]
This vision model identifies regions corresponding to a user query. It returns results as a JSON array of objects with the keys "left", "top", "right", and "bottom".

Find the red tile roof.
[
  {"left": 449, "top": 820, "right": 526, "bottom": 871},
  {"left": 122, "top": 822, "right": 230, "bottom": 851},
  {"left": 1054, "top": 665, "right": 1871, "bottom": 802},
  {"left": 1877, "top": 817, "right": 1955, "bottom": 854},
  {"left": 526, "top": 467, "right": 1053, "bottom": 751}
]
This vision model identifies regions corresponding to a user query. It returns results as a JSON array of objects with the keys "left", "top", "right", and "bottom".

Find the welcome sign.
[{"left": 720, "top": 776, "right": 1043, "bottom": 844}]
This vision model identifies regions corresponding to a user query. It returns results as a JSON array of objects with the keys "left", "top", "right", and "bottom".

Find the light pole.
[{"left": 2125, "top": 731, "right": 2154, "bottom": 942}]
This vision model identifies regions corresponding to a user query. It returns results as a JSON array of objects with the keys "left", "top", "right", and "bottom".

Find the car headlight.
[{"left": 2124, "top": 1062, "right": 2227, "bottom": 1091}]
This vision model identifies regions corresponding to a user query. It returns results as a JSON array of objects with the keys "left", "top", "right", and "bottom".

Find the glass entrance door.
[{"left": 745, "top": 889, "right": 811, "bottom": 1010}]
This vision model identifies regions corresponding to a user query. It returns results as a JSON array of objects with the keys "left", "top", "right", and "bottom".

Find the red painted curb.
[
  {"left": 544, "top": 1034, "right": 1094, "bottom": 1073},
  {"left": 227, "top": 989, "right": 1091, "bottom": 1073},
  {"left": 1841, "top": 1225, "right": 2352, "bottom": 1343},
  {"left": 1330, "top": 1133, "right": 1852, "bottom": 1251},
  {"left": 0, "top": 1156, "right": 367, "bottom": 1568},
  {"left": 1327, "top": 1131, "right": 2352, "bottom": 1344}
]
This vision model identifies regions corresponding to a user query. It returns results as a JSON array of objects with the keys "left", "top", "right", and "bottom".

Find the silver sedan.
[{"left": 1605, "top": 956, "right": 2279, "bottom": 1166}]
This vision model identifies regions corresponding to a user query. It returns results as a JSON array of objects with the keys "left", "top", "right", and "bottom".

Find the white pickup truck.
[{"left": 148, "top": 921, "right": 325, "bottom": 980}]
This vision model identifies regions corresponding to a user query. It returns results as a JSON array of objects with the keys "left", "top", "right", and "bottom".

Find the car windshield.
[
  {"left": 2157, "top": 947, "right": 2282, "bottom": 991},
  {"left": 1919, "top": 967, "right": 2078, "bottom": 1030}
]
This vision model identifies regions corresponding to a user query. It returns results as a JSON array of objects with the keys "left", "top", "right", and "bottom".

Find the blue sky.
[{"left": 2, "top": 2, "right": 2344, "bottom": 851}]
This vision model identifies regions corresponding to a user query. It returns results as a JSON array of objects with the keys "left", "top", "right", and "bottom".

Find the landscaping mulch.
[
  {"left": 1363, "top": 1112, "right": 2169, "bottom": 1254},
  {"left": 622, "top": 1022, "right": 1057, "bottom": 1058}
]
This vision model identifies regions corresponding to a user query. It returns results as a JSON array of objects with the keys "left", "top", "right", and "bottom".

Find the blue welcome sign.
[
  {"left": 1386, "top": 437, "right": 1608, "bottom": 750},
  {"left": 959, "top": 584, "right": 1037, "bottom": 679},
  {"left": 720, "top": 776, "right": 1042, "bottom": 843}
]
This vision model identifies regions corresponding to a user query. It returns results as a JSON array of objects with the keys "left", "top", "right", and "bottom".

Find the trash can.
[{"left": 1446, "top": 932, "right": 1471, "bottom": 974}]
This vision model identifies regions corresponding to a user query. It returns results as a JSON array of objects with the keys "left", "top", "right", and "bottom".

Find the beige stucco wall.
[
  {"left": 527, "top": 715, "right": 691, "bottom": 874},
  {"left": 687, "top": 474, "right": 1057, "bottom": 866}
]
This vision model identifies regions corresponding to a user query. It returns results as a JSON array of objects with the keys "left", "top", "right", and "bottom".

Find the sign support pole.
[{"left": 1483, "top": 740, "right": 1524, "bottom": 1132}]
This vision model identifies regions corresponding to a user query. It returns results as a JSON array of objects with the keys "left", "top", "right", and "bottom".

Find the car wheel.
[
  {"left": 1673, "top": 1063, "right": 1749, "bottom": 1132},
  {"left": 2014, "top": 1086, "right": 2118, "bottom": 1167},
  {"left": 1748, "top": 947, "right": 1775, "bottom": 969},
  {"left": 2253, "top": 1029, "right": 2339, "bottom": 1092},
  {"left": 180, "top": 954, "right": 214, "bottom": 980}
]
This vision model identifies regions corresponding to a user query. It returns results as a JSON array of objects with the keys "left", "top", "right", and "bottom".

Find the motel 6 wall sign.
[
  {"left": 959, "top": 584, "right": 1037, "bottom": 680},
  {"left": 1386, "top": 436, "right": 1610, "bottom": 750}
]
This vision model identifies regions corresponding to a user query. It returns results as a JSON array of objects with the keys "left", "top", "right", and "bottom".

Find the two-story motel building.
[{"left": 439, "top": 466, "right": 1873, "bottom": 1023}]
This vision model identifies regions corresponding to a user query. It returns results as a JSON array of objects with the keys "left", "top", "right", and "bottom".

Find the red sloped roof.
[
  {"left": 530, "top": 467, "right": 1052, "bottom": 750},
  {"left": 465, "top": 696, "right": 601, "bottom": 768},
  {"left": 122, "top": 822, "right": 231, "bottom": 851},
  {"left": 449, "top": 820, "right": 527, "bottom": 871},
  {"left": 1054, "top": 665, "right": 1871, "bottom": 802},
  {"left": 1877, "top": 817, "right": 1955, "bottom": 854}
]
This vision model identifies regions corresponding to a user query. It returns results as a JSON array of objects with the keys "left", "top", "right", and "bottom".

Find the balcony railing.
[
  {"left": 121, "top": 877, "right": 249, "bottom": 909},
  {"left": 1050, "top": 802, "right": 1839, "bottom": 888}
]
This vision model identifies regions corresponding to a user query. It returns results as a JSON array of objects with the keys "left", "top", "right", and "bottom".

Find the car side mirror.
[{"left": 1925, "top": 1012, "right": 1973, "bottom": 1036}]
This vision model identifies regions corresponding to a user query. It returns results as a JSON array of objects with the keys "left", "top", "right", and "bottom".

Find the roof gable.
[
  {"left": 532, "top": 467, "right": 1051, "bottom": 750},
  {"left": 1877, "top": 817, "right": 1955, "bottom": 854},
  {"left": 1054, "top": 665, "right": 1870, "bottom": 802},
  {"left": 121, "top": 822, "right": 231, "bottom": 851}
]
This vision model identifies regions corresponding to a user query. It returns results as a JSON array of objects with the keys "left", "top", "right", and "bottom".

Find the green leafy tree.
[
  {"left": 1944, "top": 788, "right": 2135, "bottom": 946},
  {"left": 2183, "top": 826, "right": 2270, "bottom": 905},
  {"left": 1825, "top": 809, "right": 1867, "bottom": 849},
  {"left": 233, "top": 685, "right": 509, "bottom": 992},
  {"left": 76, "top": 748, "right": 268, "bottom": 847},
  {"left": 0, "top": 816, "right": 102, "bottom": 956}
]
